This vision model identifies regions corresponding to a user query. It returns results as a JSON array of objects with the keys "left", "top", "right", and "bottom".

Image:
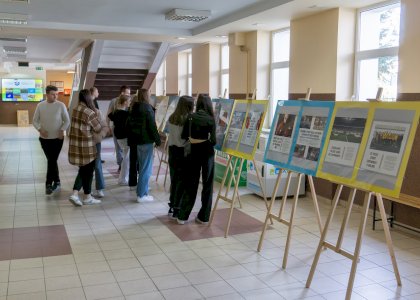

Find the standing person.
[
  {"left": 90, "top": 87, "right": 106, "bottom": 197},
  {"left": 108, "top": 95, "right": 130, "bottom": 185},
  {"left": 68, "top": 89, "right": 104, "bottom": 206},
  {"left": 177, "top": 95, "right": 216, "bottom": 225},
  {"left": 107, "top": 85, "right": 130, "bottom": 172},
  {"left": 127, "top": 89, "right": 161, "bottom": 202},
  {"left": 33, "top": 85, "right": 70, "bottom": 195},
  {"left": 167, "top": 96, "right": 194, "bottom": 218}
]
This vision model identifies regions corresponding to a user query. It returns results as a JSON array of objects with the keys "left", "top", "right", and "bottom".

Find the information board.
[{"left": 213, "top": 98, "right": 234, "bottom": 150}]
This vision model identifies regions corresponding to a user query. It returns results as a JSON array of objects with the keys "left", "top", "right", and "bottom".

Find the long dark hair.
[
  {"left": 79, "top": 89, "right": 95, "bottom": 110},
  {"left": 129, "top": 88, "right": 150, "bottom": 110},
  {"left": 196, "top": 94, "right": 214, "bottom": 118},
  {"left": 169, "top": 96, "right": 194, "bottom": 126}
]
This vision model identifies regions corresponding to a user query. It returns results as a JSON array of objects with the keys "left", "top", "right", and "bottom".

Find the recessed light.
[
  {"left": 216, "top": 35, "right": 227, "bottom": 38},
  {"left": 0, "top": 13, "right": 29, "bottom": 25},
  {"left": 176, "top": 37, "right": 186, "bottom": 40},
  {"left": 67, "top": 70, "right": 75, "bottom": 74}
]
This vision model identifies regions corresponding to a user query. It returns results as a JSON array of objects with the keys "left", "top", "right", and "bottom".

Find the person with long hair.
[
  {"left": 89, "top": 86, "right": 106, "bottom": 198},
  {"left": 68, "top": 89, "right": 104, "bottom": 206},
  {"left": 177, "top": 94, "right": 216, "bottom": 224},
  {"left": 167, "top": 96, "right": 194, "bottom": 219},
  {"left": 108, "top": 95, "right": 131, "bottom": 185},
  {"left": 127, "top": 89, "right": 161, "bottom": 202}
]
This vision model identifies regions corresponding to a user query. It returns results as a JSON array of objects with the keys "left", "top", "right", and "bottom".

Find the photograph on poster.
[
  {"left": 241, "top": 111, "right": 263, "bottom": 146},
  {"left": 293, "top": 144, "right": 306, "bottom": 158},
  {"left": 307, "top": 146, "right": 321, "bottom": 161},
  {"left": 313, "top": 116, "right": 327, "bottom": 131},
  {"left": 300, "top": 115, "right": 312, "bottom": 129},
  {"left": 360, "top": 121, "right": 410, "bottom": 177},
  {"left": 274, "top": 114, "right": 296, "bottom": 137}
]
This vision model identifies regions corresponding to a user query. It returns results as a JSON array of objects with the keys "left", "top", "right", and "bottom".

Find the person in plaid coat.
[{"left": 68, "top": 89, "right": 104, "bottom": 206}]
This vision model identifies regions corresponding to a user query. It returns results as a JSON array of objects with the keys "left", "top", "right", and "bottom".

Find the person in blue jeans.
[{"left": 127, "top": 88, "right": 161, "bottom": 202}]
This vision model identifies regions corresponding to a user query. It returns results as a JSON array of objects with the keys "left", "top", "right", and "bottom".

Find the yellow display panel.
[{"left": 222, "top": 100, "right": 268, "bottom": 160}]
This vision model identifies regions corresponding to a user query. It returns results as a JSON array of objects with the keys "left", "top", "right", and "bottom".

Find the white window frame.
[
  {"left": 156, "top": 60, "right": 166, "bottom": 96},
  {"left": 354, "top": 0, "right": 400, "bottom": 101},
  {"left": 187, "top": 51, "right": 192, "bottom": 96},
  {"left": 270, "top": 28, "right": 290, "bottom": 121},
  {"left": 220, "top": 43, "right": 229, "bottom": 98}
]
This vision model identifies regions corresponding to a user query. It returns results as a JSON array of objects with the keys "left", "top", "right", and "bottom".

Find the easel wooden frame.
[
  {"left": 209, "top": 153, "right": 272, "bottom": 237},
  {"left": 305, "top": 186, "right": 401, "bottom": 300},
  {"left": 155, "top": 133, "right": 169, "bottom": 187},
  {"left": 257, "top": 171, "right": 323, "bottom": 268}
]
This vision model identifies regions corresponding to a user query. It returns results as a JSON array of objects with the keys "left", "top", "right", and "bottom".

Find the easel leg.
[
  {"left": 257, "top": 170, "right": 283, "bottom": 252},
  {"left": 336, "top": 188, "right": 357, "bottom": 249},
  {"left": 278, "top": 171, "right": 293, "bottom": 219},
  {"left": 229, "top": 160, "right": 242, "bottom": 208},
  {"left": 376, "top": 193, "right": 402, "bottom": 286},
  {"left": 308, "top": 175, "right": 323, "bottom": 233},
  {"left": 225, "top": 158, "right": 244, "bottom": 238},
  {"left": 346, "top": 192, "right": 371, "bottom": 300},
  {"left": 163, "top": 144, "right": 169, "bottom": 187},
  {"left": 252, "top": 159, "right": 273, "bottom": 224},
  {"left": 209, "top": 155, "right": 233, "bottom": 225},
  {"left": 155, "top": 137, "right": 168, "bottom": 182},
  {"left": 282, "top": 173, "right": 303, "bottom": 269},
  {"left": 306, "top": 185, "right": 343, "bottom": 288}
]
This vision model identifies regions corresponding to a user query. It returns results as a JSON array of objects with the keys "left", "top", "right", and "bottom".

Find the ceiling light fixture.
[
  {"left": 165, "top": 9, "right": 211, "bottom": 22},
  {"left": 216, "top": 35, "right": 227, "bottom": 38},
  {"left": 0, "top": 13, "right": 29, "bottom": 25},
  {"left": 3, "top": 46, "right": 27, "bottom": 55},
  {"left": 0, "top": 36, "right": 27, "bottom": 42},
  {"left": 0, "top": 0, "right": 30, "bottom": 3},
  {"left": 67, "top": 70, "right": 75, "bottom": 74},
  {"left": 175, "top": 37, "right": 186, "bottom": 40}
]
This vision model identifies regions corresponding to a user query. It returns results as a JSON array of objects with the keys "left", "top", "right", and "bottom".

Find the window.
[
  {"left": 187, "top": 51, "right": 192, "bottom": 96},
  {"left": 220, "top": 43, "right": 229, "bottom": 98},
  {"left": 156, "top": 60, "right": 166, "bottom": 96},
  {"left": 355, "top": 1, "right": 400, "bottom": 101},
  {"left": 270, "top": 29, "right": 290, "bottom": 120}
]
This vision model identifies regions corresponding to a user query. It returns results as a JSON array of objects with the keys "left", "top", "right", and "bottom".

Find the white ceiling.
[{"left": 0, "top": 0, "right": 386, "bottom": 69}]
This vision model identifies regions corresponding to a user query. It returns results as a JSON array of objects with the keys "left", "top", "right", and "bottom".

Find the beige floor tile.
[
  {"left": 194, "top": 280, "right": 236, "bottom": 298},
  {"left": 160, "top": 286, "right": 202, "bottom": 300},
  {"left": 10, "top": 258, "right": 43, "bottom": 270},
  {"left": 83, "top": 283, "right": 123, "bottom": 300},
  {"left": 152, "top": 273, "right": 190, "bottom": 290},
  {"left": 6, "top": 292, "right": 47, "bottom": 300},
  {"left": 118, "top": 278, "right": 157, "bottom": 296},
  {"left": 45, "top": 275, "right": 82, "bottom": 291},
  {"left": 7, "top": 279, "right": 45, "bottom": 295},
  {"left": 125, "top": 291, "right": 164, "bottom": 300},
  {"left": 144, "top": 263, "right": 180, "bottom": 278},
  {"left": 44, "top": 264, "right": 78, "bottom": 278},
  {"left": 80, "top": 271, "right": 116, "bottom": 286},
  {"left": 113, "top": 267, "right": 149, "bottom": 282},
  {"left": 8, "top": 267, "right": 44, "bottom": 282},
  {"left": 47, "top": 287, "right": 86, "bottom": 300},
  {"left": 107, "top": 258, "right": 141, "bottom": 271},
  {"left": 184, "top": 269, "right": 222, "bottom": 285},
  {"left": 77, "top": 261, "right": 110, "bottom": 274}
]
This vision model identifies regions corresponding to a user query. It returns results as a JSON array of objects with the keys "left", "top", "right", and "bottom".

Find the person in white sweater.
[{"left": 33, "top": 85, "right": 70, "bottom": 195}]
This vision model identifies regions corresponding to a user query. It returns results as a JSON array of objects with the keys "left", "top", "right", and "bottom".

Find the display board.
[
  {"left": 213, "top": 98, "right": 234, "bottom": 150},
  {"left": 162, "top": 96, "right": 180, "bottom": 132},
  {"left": 222, "top": 100, "right": 268, "bottom": 160},
  {"left": 2, "top": 79, "right": 43, "bottom": 102},
  {"left": 317, "top": 101, "right": 420, "bottom": 198},
  {"left": 155, "top": 96, "right": 169, "bottom": 131},
  {"left": 264, "top": 100, "right": 334, "bottom": 176}
]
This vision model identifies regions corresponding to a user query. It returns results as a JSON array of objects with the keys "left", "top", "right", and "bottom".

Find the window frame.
[
  {"left": 354, "top": 0, "right": 400, "bottom": 101},
  {"left": 187, "top": 51, "right": 192, "bottom": 96},
  {"left": 220, "top": 43, "right": 229, "bottom": 98}
]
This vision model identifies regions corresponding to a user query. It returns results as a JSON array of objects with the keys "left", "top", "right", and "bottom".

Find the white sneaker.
[
  {"left": 93, "top": 190, "right": 105, "bottom": 198},
  {"left": 69, "top": 195, "right": 83, "bottom": 207},
  {"left": 136, "top": 195, "right": 154, "bottom": 203},
  {"left": 83, "top": 196, "right": 102, "bottom": 205},
  {"left": 177, "top": 219, "right": 186, "bottom": 225}
]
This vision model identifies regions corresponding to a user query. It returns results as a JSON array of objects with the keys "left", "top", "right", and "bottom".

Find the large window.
[
  {"left": 156, "top": 60, "right": 166, "bottom": 96},
  {"left": 187, "top": 51, "right": 192, "bottom": 96},
  {"left": 220, "top": 43, "right": 229, "bottom": 98},
  {"left": 355, "top": 1, "right": 400, "bottom": 101},
  {"left": 270, "top": 29, "right": 290, "bottom": 120}
]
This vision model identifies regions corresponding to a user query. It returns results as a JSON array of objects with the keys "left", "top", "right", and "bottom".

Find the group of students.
[{"left": 33, "top": 84, "right": 217, "bottom": 224}]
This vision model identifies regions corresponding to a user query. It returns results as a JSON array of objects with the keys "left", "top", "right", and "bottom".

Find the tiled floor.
[{"left": 0, "top": 126, "right": 420, "bottom": 299}]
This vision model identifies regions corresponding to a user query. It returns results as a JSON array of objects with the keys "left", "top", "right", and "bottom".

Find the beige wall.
[
  {"left": 229, "top": 34, "right": 247, "bottom": 96},
  {"left": 398, "top": 0, "right": 420, "bottom": 94},
  {"left": 166, "top": 53, "right": 178, "bottom": 94},
  {"left": 46, "top": 70, "right": 74, "bottom": 91},
  {"left": 256, "top": 30, "right": 270, "bottom": 100},
  {"left": 290, "top": 8, "right": 339, "bottom": 94},
  {"left": 209, "top": 43, "right": 221, "bottom": 98},
  {"left": 192, "top": 44, "right": 210, "bottom": 95},
  {"left": 336, "top": 8, "right": 356, "bottom": 100}
]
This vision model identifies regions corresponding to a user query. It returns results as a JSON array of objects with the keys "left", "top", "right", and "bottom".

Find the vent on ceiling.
[
  {"left": 0, "top": 13, "right": 29, "bottom": 25},
  {"left": 165, "top": 9, "right": 210, "bottom": 22},
  {"left": 0, "top": 36, "right": 27, "bottom": 42},
  {"left": 6, "top": 53, "right": 26, "bottom": 58},
  {"left": 3, "top": 46, "right": 27, "bottom": 55},
  {"left": 0, "top": 0, "right": 29, "bottom": 3}
]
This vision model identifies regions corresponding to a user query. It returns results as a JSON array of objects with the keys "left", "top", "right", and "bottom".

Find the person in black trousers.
[
  {"left": 167, "top": 96, "right": 194, "bottom": 219},
  {"left": 177, "top": 94, "right": 216, "bottom": 224}
]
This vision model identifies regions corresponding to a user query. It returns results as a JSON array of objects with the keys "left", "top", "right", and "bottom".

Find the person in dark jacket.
[
  {"left": 108, "top": 95, "right": 130, "bottom": 185},
  {"left": 177, "top": 94, "right": 216, "bottom": 224},
  {"left": 167, "top": 96, "right": 194, "bottom": 219},
  {"left": 127, "top": 89, "right": 161, "bottom": 202}
]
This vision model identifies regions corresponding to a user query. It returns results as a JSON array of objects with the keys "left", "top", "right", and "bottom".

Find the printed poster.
[
  {"left": 319, "top": 103, "right": 370, "bottom": 181},
  {"left": 213, "top": 98, "right": 234, "bottom": 150},
  {"left": 265, "top": 100, "right": 301, "bottom": 165},
  {"left": 155, "top": 96, "right": 169, "bottom": 131},
  {"left": 222, "top": 100, "right": 268, "bottom": 160},
  {"left": 289, "top": 103, "right": 334, "bottom": 174},
  {"left": 162, "top": 96, "right": 180, "bottom": 132},
  {"left": 264, "top": 100, "right": 334, "bottom": 176}
]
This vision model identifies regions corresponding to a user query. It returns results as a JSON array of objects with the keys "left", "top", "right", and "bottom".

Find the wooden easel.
[
  {"left": 305, "top": 186, "right": 401, "bottom": 300},
  {"left": 209, "top": 89, "right": 272, "bottom": 237},
  {"left": 209, "top": 153, "right": 272, "bottom": 237},
  {"left": 257, "top": 171, "right": 323, "bottom": 268},
  {"left": 155, "top": 133, "right": 169, "bottom": 187}
]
